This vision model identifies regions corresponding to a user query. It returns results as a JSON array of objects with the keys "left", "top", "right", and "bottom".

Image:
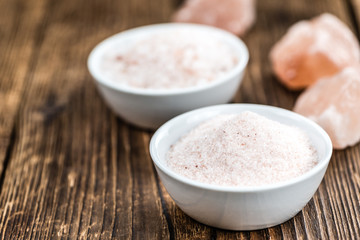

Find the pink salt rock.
[
  {"left": 294, "top": 66, "right": 360, "bottom": 149},
  {"left": 172, "top": 0, "right": 256, "bottom": 36},
  {"left": 270, "top": 13, "right": 360, "bottom": 90}
]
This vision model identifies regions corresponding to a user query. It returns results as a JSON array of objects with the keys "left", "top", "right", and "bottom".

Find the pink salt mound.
[
  {"left": 270, "top": 13, "right": 360, "bottom": 90},
  {"left": 101, "top": 29, "right": 238, "bottom": 89},
  {"left": 166, "top": 111, "right": 318, "bottom": 187},
  {"left": 294, "top": 66, "right": 360, "bottom": 149},
  {"left": 172, "top": 0, "right": 256, "bottom": 36}
]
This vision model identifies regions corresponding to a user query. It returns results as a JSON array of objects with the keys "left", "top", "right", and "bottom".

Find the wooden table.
[{"left": 1, "top": 0, "right": 360, "bottom": 239}]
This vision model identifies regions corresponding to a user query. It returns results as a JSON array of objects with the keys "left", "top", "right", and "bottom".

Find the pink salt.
[
  {"left": 101, "top": 29, "right": 239, "bottom": 89},
  {"left": 294, "top": 66, "right": 360, "bottom": 149},
  {"left": 172, "top": 0, "right": 256, "bottom": 36},
  {"left": 166, "top": 111, "right": 318, "bottom": 187},
  {"left": 269, "top": 13, "right": 360, "bottom": 90}
]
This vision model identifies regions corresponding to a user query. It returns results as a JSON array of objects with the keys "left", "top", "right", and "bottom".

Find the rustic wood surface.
[{"left": 0, "top": 0, "right": 360, "bottom": 239}]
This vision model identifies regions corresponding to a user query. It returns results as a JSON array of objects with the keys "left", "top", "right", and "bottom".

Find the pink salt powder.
[
  {"left": 101, "top": 29, "right": 239, "bottom": 89},
  {"left": 166, "top": 111, "right": 318, "bottom": 187}
]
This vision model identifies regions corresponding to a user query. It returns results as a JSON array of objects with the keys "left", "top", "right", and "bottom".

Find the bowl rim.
[
  {"left": 87, "top": 23, "right": 249, "bottom": 96},
  {"left": 150, "top": 104, "right": 333, "bottom": 193}
]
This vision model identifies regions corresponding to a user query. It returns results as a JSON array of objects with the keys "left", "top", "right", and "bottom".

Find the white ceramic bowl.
[
  {"left": 88, "top": 23, "right": 249, "bottom": 129},
  {"left": 150, "top": 104, "right": 332, "bottom": 230}
]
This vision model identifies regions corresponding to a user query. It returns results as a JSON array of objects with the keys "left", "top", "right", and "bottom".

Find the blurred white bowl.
[
  {"left": 150, "top": 104, "right": 332, "bottom": 230},
  {"left": 88, "top": 23, "right": 249, "bottom": 129}
]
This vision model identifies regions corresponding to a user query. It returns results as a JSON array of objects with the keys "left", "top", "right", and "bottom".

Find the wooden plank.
[
  {"left": 129, "top": 129, "right": 169, "bottom": 239},
  {"left": 347, "top": 0, "right": 360, "bottom": 37},
  {"left": 0, "top": 0, "right": 47, "bottom": 179},
  {"left": 323, "top": 150, "right": 360, "bottom": 240},
  {"left": 0, "top": 0, "right": 173, "bottom": 238},
  {"left": 158, "top": 180, "right": 213, "bottom": 239}
]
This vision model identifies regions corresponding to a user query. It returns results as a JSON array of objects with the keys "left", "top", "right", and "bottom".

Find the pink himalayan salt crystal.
[
  {"left": 172, "top": 0, "right": 256, "bottom": 36},
  {"left": 166, "top": 111, "right": 318, "bottom": 187},
  {"left": 101, "top": 29, "right": 238, "bottom": 89},
  {"left": 294, "top": 66, "right": 360, "bottom": 149},
  {"left": 270, "top": 13, "right": 360, "bottom": 90}
]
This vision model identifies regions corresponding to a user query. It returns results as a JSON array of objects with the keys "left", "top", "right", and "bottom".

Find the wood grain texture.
[
  {"left": 0, "top": 0, "right": 360, "bottom": 239},
  {"left": 0, "top": 0, "right": 46, "bottom": 178}
]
